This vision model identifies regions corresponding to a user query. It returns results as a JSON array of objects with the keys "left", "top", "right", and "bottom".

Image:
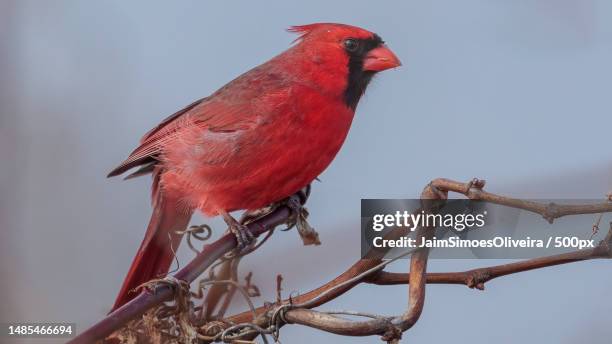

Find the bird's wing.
[
  {"left": 106, "top": 98, "right": 206, "bottom": 178},
  {"left": 107, "top": 96, "right": 263, "bottom": 178},
  {"left": 107, "top": 65, "right": 292, "bottom": 178}
]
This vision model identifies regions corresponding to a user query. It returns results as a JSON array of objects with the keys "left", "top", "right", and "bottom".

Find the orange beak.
[{"left": 363, "top": 45, "right": 401, "bottom": 72}]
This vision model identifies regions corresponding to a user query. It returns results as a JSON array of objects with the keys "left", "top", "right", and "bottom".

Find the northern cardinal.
[{"left": 108, "top": 23, "right": 400, "bottom": 311}]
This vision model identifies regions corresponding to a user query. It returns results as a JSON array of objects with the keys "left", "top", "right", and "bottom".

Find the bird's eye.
[{"left": 343, "top": 39, "right": 359, "bottom": 52}]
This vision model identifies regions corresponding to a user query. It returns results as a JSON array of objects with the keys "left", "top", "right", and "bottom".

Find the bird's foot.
[
  {"left": 282, "top": 185, "right": 320, "bottom": 246},
  {"left": 237, "top": 184, "right": 320, "bottom": 246},
  {"left": 221, "top": 212, "right": 255, "bottom": 252}
]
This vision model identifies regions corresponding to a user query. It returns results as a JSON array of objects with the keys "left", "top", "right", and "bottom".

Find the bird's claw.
[
  {"left": 234, "top": 184, "right": 320, "bottom": 246},
  {"left": 229, "top": 222, "right": 255, "bottom": 252},
  {"left": 222, "top": 212, "right": 256, "bottom": 252}
]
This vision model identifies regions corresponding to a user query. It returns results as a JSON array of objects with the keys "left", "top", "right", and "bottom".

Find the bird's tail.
[{"left": 111, "top": 182, "right": 192, "bottom": 312}]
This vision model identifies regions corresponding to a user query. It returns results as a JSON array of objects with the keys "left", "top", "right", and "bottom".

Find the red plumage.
[{"left": 108, "top": 23, "right": 400, "bottom": 311}]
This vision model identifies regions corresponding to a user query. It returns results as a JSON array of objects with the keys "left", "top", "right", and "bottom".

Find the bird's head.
[{"left": 287, "top": 23, "right": 401, "bottom": 109}]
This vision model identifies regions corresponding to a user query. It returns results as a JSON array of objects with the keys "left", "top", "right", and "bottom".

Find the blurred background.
[{"left": 1, "top": 0, "right": 610, "bottom": 343}]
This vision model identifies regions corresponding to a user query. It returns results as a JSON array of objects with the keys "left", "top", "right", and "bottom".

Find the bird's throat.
[{"left": 343, "top": 67, "right": 375, "bottom": 110}]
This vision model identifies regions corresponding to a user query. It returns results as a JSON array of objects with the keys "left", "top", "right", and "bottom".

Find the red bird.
[{"left": 108, "top": 23, "right": 400, "bottom": 311}]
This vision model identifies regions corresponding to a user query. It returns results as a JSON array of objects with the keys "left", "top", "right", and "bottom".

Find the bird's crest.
[
  {"left": 287, "top": 23, "right": 374, "bottom": 44},
  {"left": 287, "top": 24, "right": 321, "bottom": 43}
]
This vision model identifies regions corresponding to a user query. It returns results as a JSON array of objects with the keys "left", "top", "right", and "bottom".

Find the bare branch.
[
  {"left": 71, "top": 178, "right": 612, "bottom": 343},
  {"left": 429, "top": 178, "right": 612, "bottom": 223},
  {"left": 367, "top": 231, "right": 612, "bottom": 289},
  {"left": 225, "top": 179, "right": 612, "bottom": 341}
]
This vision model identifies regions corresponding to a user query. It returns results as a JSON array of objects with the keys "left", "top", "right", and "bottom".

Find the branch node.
[
  {"left": 138, "top": 276, "right": 190, "bottom": 301},
  {"left": 380, "top": 323, "right": 402, "bottom": 344},
  {"left": 542, "top": 202, "right": 559, "bottom": 224},
  {"left": 269, "top": 303, "right": 293, "bottom": 340},
  {"left": 466, "top": 269, "right": 491, "bottom": 290},
  {"left": 427, "top": 182, "right": 448, "bottom": 200},
  {"left": 465, "top": 178, "right": 486, "bottom": 194},
  {"left": 596, "top": 222, "right": 612, "bottom": 257}
]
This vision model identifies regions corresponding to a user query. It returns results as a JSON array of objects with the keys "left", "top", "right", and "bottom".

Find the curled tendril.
[{"left": 176, "top": 224, "right": 213, "bottom": 255}]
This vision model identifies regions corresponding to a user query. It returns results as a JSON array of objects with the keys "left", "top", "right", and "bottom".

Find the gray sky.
[{"left": 1, "top": 1, "right": 611, "bottom": 343}]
